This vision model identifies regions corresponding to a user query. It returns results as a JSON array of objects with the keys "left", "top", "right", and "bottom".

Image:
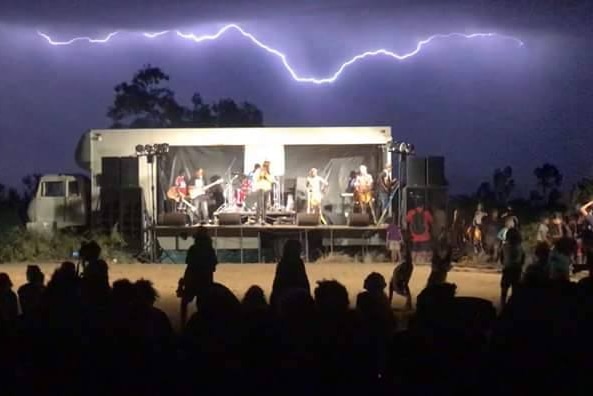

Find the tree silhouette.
[
  {"left": 108, "top": 65, "right": 183, "bottom": 128},
  {"left": 108, "top": 65, "right": 263, "bottom": 128},
  {"left": 476, "top": 181, "right": 495, "bottom": 204},
  {"left": 492, "top": 166, "right": 514, "bottom": 205},
  {"left": 534, "top": 163, "right": 562, "bottom": 199}
]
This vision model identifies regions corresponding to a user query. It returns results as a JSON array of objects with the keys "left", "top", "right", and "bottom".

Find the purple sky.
[{"left": 0, "top": 1, "right": 592, "bottom": 194}]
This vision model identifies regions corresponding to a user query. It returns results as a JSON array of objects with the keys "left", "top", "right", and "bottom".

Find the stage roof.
[{"left": 75, "top": 126, "right": 392, "bottom": 171}]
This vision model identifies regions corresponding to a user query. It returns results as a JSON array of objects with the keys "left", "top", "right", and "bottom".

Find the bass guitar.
[{"left": 189, "top": 179, "right": 224, "bottom": 199}]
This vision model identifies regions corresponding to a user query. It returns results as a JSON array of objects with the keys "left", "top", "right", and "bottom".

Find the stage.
[{"left": 154, "top": 223, "right": 388, "bottom": 263}]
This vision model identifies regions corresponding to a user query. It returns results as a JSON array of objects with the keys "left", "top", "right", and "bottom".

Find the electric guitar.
[{"left": 189, "top": 179, "right": 224, "bottom": 199}]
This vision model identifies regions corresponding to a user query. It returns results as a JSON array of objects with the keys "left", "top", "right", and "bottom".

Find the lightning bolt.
[{"left": 37, "top": 24, "right": 524, "bottom": 84}]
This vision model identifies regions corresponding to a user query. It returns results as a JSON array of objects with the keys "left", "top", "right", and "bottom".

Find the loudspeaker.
[
  {"left": 120, "top": 157, "right": 139, "bottom": 187},
  {"left": 325, "top": 213, "right": 347, "bottom": 226},
  {"left": 348, "top": 213, "right": 370, "bottom": 226},
  {"left": 218, "top": 213, "right": 243, "bottom": 225},
  {"left": 297, "top": 213, "right": 320, "bottom": 226},
  {"left": 99, "top": 187, "right": 144, "bottom": 249},
  {"left": 158, "top": 212, "right": 188, "bottom": 226},
  {"left": 406, "top": 157, "right": 426, "bottom": 187},
  {"left": 101, "top": 157, "right": 121, "bottom": 188},
  {"left": 426, "top": 156, "right": 445, "bottom": 186},
  {"left": 403, "top": 186, "right": 448, "bottom": 215},
  {"left": 101, "top": 157, "right": 139, "bottom": 188}
]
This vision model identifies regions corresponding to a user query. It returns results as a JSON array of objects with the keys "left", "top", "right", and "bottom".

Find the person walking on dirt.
[{"left": 179, "top": 228, "right": 218, "bottom": 328}]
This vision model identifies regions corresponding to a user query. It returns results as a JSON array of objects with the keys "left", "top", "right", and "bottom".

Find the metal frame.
[{"left": 155, "top": 224, "right": 387, "bottom": 263}]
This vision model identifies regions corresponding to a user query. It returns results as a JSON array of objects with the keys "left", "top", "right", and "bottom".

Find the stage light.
[
  {"left": 389, "top": 141, "right": 414, "bottom": 155},
  {"left": 144, "top": 144, "right": 154, "bottom": 154},
  {"left": 135, "top": 144, "right": 145, "bottom": 155}
]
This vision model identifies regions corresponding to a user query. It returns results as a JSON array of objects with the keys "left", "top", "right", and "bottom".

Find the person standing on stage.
[
  {"left": 192, "top": 168, "right": 210, "bottom": 224},
  {"left": 253, "top": 161, "right": 274, "bottom": 224},
  {"left": 247, "top": 163, "right": 261, "bottom": 193},
  {"left": 174, "top": 170, "right": 188, "bottom": 212},
  {"left": 354, "top": 165, "right": 375, "bottom": 218},
  {"left": 306, "top": 168, "right": 328, "bottom": 214},
  {"left": 346, "top": 170, "right": 358, "bottom": 193},
  {"left": 377, "top": 163, "right": 395, "bottom": 217}
]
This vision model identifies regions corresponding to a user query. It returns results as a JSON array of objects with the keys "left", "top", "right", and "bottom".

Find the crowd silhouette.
[{"left": 1, "top": 228, "right": 593, "bottom": 395}]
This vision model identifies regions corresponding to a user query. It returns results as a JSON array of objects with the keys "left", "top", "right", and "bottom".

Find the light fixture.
[
  {"left": 135, "top": 143, "right": 170, "bottom": 158},
  {"left": 389, "top": 141, "right": 415, "bottom": 155}
]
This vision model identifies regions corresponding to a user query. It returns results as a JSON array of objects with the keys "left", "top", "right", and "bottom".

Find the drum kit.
[{"left": 215, "top": 173, "right": 293, "bottom": 216}]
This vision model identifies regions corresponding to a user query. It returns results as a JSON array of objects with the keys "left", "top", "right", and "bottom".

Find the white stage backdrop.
[{"left": 244, "top": 144, "right": 285, "bottom": 176}]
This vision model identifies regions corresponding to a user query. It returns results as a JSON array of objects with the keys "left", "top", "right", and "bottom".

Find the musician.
[
  {"left": 248, "top": 163, "right": 261, "bottom": 191},
  {"left": 346, "top": 170, "right": 358, "bottom": 193},
  {"left": 377, "top": 163, "right": 396, "bottom": 215},
  {"left": 306, "top": 168, "right": 328, "bottom": 214},
  {"left": 354, "top": 165, "right": 375, "bottom": 217},
  {"left": 191, "top": 168, "right": 210, "bottom": 223},
  {"left": 173, "top": 171, "right": 188, "bottom": 212},
  {"left": 253, "top": 161, "right": 274, "bottom": 224}
]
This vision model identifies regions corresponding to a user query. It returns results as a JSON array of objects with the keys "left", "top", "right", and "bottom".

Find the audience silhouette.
[
  {"left": 1, "top": 234, "right": 593, "bottom": 394},
  {"left": 180, "top": 227, "right": 218, "bottom": 327},
  {"left": 270, "top": 239, "right": 310, "bottom": 311}
]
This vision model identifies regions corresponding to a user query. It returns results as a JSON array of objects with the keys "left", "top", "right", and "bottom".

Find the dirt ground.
[{"left": 1, "top": 261, "right": 503, "bottom": 330}]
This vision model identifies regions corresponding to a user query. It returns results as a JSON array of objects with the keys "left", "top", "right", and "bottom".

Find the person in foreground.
[
  {"left": 270, "top": 239, "right": 311, "bottom": 311},
  {"left": 500, "top": 228, "right": 525, "bottom": 308},
  {"left": 179, "top": 227, "right": 218, "bottom": 328}
]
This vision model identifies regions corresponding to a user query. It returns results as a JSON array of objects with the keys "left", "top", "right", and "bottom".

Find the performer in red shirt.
[{"left": 406, "top": 203, "right": 433, "bottom": 262}]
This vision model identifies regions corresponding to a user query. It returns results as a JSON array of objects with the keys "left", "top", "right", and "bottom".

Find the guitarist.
[
  {"left": 173, "top": 171, "right": 188, "bottom": 212},
  {"left": 354, "top": 165, "right": 375, "bottom": 219},
  {"left": 191, "top": 168, "right": 210, "bottom": 224},
  {"left": 377, "top": 163, "right": 397, "bottom": 218}
]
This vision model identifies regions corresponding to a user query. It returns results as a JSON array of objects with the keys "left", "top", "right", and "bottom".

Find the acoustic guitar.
[{"left": 166, "top": 186, "right": 187, "bottom": 201}]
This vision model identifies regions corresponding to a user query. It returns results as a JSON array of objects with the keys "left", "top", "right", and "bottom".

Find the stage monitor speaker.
[
  {"left": 426, "top": 156, "right": 445, "bottom": 186},
  {"left": 101, "top": 157, "right": 121, "bottom": 188},
  {"left": 325, "top": 213, "right": 347, "bottom": 226},
  {"left": 348, "top": 213, "right": 370, "bottom": 227},
  {"left": 218, "top": 213, "right": 243, "bottom": 225},
  {"left": 120, "top": 157, "right": 139, "bottom": 187},
  {"left": 297, "top": 213, "right": 320, "bottom": 226},
  {"left": 406, "top": 157, "right": 426, "bottom": 186},
  {"left": 158, "top": 212, "right": 188, "bottom": 226}
]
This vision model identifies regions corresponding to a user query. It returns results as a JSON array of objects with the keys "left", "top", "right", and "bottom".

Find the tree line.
[{"left": 107, "top": 65, "right": 263, "bottom": 128}]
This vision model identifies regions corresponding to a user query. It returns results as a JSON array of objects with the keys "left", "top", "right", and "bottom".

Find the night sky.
[{"left": 1, "top": 0, "right": 592, "bottom": 194}]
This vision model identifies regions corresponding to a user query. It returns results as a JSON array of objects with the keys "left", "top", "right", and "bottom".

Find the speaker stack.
[{"left": 403, "top": 156, "right": 447, "bottom": 214}]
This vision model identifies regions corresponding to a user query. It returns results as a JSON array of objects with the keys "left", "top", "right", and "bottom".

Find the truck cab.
[{"left": 26, "top": 174, "right": 90, "bottom": 233}]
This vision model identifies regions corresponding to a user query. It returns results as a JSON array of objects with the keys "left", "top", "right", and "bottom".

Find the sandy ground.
[{"left": 1, "top": 261, "right": 503, "bottom": 330}]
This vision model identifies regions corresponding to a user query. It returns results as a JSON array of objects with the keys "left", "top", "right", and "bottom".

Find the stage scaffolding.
[{"left": 155, "top": 224, "right": 387, "bottom": 263}]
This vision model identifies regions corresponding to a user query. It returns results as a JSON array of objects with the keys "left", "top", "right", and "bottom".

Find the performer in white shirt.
[
  {"left": 354, "top": 165, "right": 376, "bottom": 222},
  {"left": 253, "top": 161, "right": 274, "bottom": 224},
  {"left": 306, "top": 168, "right": 328, "bottom": 214}
]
